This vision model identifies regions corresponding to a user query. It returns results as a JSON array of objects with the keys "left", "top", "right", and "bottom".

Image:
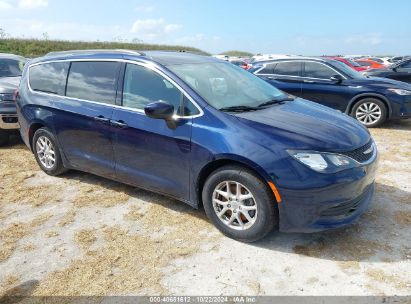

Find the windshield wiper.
[
  {"left": 219, "top": 105, "right": 259, "bottom": 112},
  {"left": 257, "top": 96, "right": 295, "bottom": 108}
]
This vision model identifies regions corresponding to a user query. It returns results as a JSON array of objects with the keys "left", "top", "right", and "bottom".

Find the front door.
[
  {"left": 112, "top": 63, "right": 199, "bottom": 201},
  {"left": 301, "top": 61, "right": 351, "bottom": 112}
]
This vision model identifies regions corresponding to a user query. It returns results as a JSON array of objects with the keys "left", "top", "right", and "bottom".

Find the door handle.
[
  {"left": 110, "top": 120, "right": 128, "bottom": 129},
  {"left": 303, "top": 79, "right": 315, "bottom": 83},
  {"left": 94, "top": 115, "right": 110, "bottom": 124}
]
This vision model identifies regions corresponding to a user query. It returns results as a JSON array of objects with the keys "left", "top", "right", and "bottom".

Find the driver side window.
[
  {"left": 304, "top": 62, "right": 336, "bottom": 79},
  {"left": 122, "top": 63, "right": 199, "bottom": 116}
]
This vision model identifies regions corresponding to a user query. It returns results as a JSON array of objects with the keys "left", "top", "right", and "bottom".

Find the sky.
[{"left": 0, "top": 0, "right": 410, "bottom": 55}]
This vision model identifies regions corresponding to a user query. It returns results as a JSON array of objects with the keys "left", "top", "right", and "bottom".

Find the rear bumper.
[{"left": 277, "top": 155, "right": 378, "bottom": 233}]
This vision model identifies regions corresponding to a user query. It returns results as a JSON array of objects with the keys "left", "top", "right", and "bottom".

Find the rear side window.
[
  {"left": 304, "top": 62, "right": 336, "bottom": 79},
  {"left": 273, "top": 62, "right": 301, "bottom": 76},
  {"left": 29, "top": 62, "right": 69, "bottom": 95},
  {"left": 66, "top": 61, "right": 121, "bottom": 104},
  {"left": 257, "top": 63, "right": 276, "bottom": 74}
]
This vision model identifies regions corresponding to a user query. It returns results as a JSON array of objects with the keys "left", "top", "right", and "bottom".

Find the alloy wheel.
[
  {"left": 355, "top": 102, "right": 382, "bottom": 125},
  {"left": 212, "top": 181, "right": 258, "bottom": 230},
  {"left": 36, "top": 135, "right": 56, "bottom": 169}
]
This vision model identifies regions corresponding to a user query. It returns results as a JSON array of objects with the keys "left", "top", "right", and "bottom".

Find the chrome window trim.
[
  {"left": 255, "top": 60, "right": 347, "bottom": 81},
  {"left": 27, "top": 58, "right": 204, "bottom": 119}
]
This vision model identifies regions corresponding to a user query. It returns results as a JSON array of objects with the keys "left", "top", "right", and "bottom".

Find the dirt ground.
[{"left": 0, "top": 120, "right": 410, "bottom": 297}]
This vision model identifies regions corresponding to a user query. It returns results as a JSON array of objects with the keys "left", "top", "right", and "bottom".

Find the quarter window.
[
  {"left": 29, "top": 62, "right": 69, "bottom": 95},
  {"left": 122, "top": 63, "right": 199, "bottom": 116},
  {"left": 273, "top": 62, "right": 301, "bottom": 76},
  {"left": 304, "top": 62, "right": 336, "bottom": 79},
  {"left": 66, "top": 61, "right": 121, "bottom": 104}
]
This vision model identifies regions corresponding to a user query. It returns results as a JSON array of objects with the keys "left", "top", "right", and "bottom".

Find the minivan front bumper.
[{"left": 277, "top": 154, "right": 378, "bottom": 233}]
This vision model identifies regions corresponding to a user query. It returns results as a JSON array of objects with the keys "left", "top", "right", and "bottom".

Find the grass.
[
  {"left": 0, "top": 38, "right": 209, "bottom": 58},
  {"left": 220, "top": 50, "right": 254, "bottom": 57}
]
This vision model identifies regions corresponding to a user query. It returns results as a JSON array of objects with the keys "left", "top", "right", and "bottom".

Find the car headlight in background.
[
  {"left": 287, "top": 150, "right": 360, "bottom": 173},
  {"left": 0, "top": 93, "right": 15, "bottom": 102},
  {"left": 388, "top": 88, "right": 411, "bottom": 95}
]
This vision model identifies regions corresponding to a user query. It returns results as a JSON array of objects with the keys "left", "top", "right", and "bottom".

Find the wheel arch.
[
  {"left": 345, "top": 93, "right": 392, "bottom": 118},
  {"left": 28, "top": 121, "right": 46, "bottom": 151},
  {"left": 195, "top": 155, "right": 279, "bottom": 209}
]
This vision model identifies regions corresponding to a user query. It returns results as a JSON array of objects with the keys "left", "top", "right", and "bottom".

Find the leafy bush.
[
  {"left": 0, "top": 38, "right": 209, "bottom": 58},
  {"left": 220, "top": 50, "right": 254, "bottom": 57}
]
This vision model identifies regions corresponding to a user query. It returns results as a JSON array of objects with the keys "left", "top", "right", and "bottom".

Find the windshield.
[
  {"left": 168, "top": 62, "right": 288, "bottom": 110},
  {"left": 0, "top": 59, "right": 25, "bottom": 77},
  {"left": 328, "top": 60, "right": 365, "bottom": 79}
]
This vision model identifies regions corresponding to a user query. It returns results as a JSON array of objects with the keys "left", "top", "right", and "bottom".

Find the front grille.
[{"left": 340, "top": 140, "right": 374, "bottom": 163}]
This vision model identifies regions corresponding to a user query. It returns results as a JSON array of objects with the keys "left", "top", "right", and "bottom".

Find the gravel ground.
[{"left": 0, "top": 120, "right": 410, "bottom": 297}]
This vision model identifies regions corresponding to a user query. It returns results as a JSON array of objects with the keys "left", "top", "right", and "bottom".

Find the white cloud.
[
  {"left": 130, "top": 18, "right": 182, "bottom": 40},
  {"left": 0, "top": 0, "right": 13, "bottom": 10},
  {"left": 18, "top": 0, "right": 48, "bottom": 9},
  {"left": 135, "top": 4, "right": 155, "bottom": 13},
  {"left": 1, "top": 18, "right": 126, "bottom": 41}
]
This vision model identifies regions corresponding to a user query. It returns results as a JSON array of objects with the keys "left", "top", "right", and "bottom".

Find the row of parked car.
[
  {"left": 2, "top": 52, "right": 410, "bottom": 144},
  {"left": 0, "top": 49, "right": 408, "bottom": 241}
]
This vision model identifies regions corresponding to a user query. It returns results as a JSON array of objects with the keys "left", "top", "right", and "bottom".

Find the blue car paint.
[
  {"left": 251, "top": 58, "right": 411, "bottom": 119},
  {"left": 17, "top": 51, "right": 378, "bottom": 233}
]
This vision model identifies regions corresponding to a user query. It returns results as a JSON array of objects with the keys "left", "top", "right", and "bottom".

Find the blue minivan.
[{"left": 17, "top": 50, "right": 378, "bottom": 242}]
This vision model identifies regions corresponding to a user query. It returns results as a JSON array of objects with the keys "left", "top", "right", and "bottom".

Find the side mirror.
[
  {"left": 330, "top": 74, "right": 343, "bottom": 83},
  {"left": 144, "top": 100, "right": 174, "bottom": 120},
  {"left": 392, "top": 67, "right": 397, "bottom": 72}
]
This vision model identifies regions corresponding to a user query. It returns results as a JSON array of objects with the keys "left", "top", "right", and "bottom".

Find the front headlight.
[
  {"left": 287, "top": 150, "right": 359, "bottom": 173},
  {"left": 388, "top": 88, "right": 411, "bottom": 95},
  {"left": 0, "top": 93, "right": 14, "bottom": 102}
]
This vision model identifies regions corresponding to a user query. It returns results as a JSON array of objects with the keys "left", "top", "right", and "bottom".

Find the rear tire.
[
  {"left": 202, "top": 165, "right": 278, "bottom": 242},
  {"left": 32, "top": 128, "right": 67, "bottom": 176},
  {"left": 0, "top": 130, "right": 10, "bottom": 146},
  {"left": 352, "top": 98, "right": 387, "bottom": 128}
]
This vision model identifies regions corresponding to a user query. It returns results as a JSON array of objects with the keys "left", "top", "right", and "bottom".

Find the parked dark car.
[
  {"left": 0, "top": 53, "right": 26, "bottom": 145},
  {"left": 363, "top": 58, "right": 411, "bottom": 84},
  {"left": 389, "top": 56, "right": 411, "bottom": 63},
  {"left": 250, "top": 57, "right": 411, "bottom": 127},
  {"left": 17, "top": 50, "right": 378, "bottom": 242}
]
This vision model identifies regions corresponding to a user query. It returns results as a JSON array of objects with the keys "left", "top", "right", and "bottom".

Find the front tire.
[
  {"left": 32, "top": 128, "right": 67, "bottom": 176},
  {"left": 202, "top": 165, "right": 278, "bottom": 242},
  {"left": 352, "top": 98, "right": 387, "bottom": 127}
]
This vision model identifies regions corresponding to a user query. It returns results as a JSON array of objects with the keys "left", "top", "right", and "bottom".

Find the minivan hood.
[{"left": 234, "top": 98, "right": 370, "bottom": 152}]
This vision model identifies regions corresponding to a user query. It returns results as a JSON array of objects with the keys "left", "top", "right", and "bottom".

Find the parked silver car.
[{"left": 0, "top": 53, "right": 26, "bottom": 145}]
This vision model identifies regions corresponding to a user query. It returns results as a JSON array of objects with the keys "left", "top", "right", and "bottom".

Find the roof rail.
[{"left": 45, "top": 49, "right": 146, "bottom": 57}]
